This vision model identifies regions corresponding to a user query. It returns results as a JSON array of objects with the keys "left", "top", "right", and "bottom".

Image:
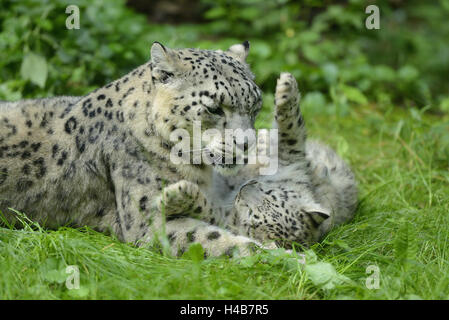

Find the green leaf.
[
  {"left": 0, "top": 81, "right": 23, "bottom": 101},
  {"left": 67, "top": 286, "right": 90, "bottom": 298},
  {"left": 302, "top": 44, "right": 322, "bottom": 63},
  {"left": 239, "top": 255, "right": 259, "bottom": 268},
  {"left": 204, "top": 7, "right": 226, "bottom": 20},
  {"left": 439, "top": 97, "right": 449, "bottom": 112},
  {"left": 39, "top": 258, "right": 66, "bottom": 284},
  {"left": 394, "top": 219, "right": 410, "bottom": 265},
  {"left": 297, "top": 30, "right": 320, "bottom": 43},
  {"left": 42, "top": 269, "right": 67, "bottom": 284},
  {"left": 183, "top": 243, "right": 205, "bottom": 263},
  {"left": 398, "top": 65, "right": 419, "bottom": 82},
  {"left": 333, "top": 239, "right": 352, "bottom": 251},
  {"left": 341, "top": 85, "right": 368, "bottom": 105},
  {"left": 70, "top": 66, "right": 85, "bottom": 83},
  {"left": 251, "top": 42, "right": 271, "bottom": 59},
  {"left": 322, "top": 63, "right": 339, "bottom": 84},
  {"left": 305, "top": 262, "right": 349, "bottom": 290},
  {"left": 20, "top": 52, "right": 48, "bottom": 88},
  {"left": 239, "top": 7, "right": 259, "bottom": 20},
  {"left": 372, "top": 65, "right": 396, "bottom": 82},
  {"left": 304, "top": 249, "right": 318, "bottom": 264},
  {"left": 302, "top": 92, "right": 327, "bottom": 113},
  {"left": 336, "top": 136, "right": 349, "bottom": 158}
]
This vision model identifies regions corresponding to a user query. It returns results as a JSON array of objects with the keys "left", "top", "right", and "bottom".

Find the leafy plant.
[{"left": 1, "top": 0, "right": 448, "bottom": 113}]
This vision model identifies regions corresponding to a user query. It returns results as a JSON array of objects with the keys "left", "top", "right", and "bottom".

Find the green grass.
[{"left": 1, "top": 99, "right": 448, "bottom": 300}]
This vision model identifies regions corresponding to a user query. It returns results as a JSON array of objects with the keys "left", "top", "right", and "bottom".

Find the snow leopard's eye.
[
  {"left": 159, "top": 70, "right": 174, "bottom": 84},
  {"left": 205, "top": 105, "right": 225, "bottom": 117}
]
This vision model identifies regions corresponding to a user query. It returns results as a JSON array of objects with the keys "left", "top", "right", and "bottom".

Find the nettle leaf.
[
  {"left": 305, "top": 262, "right": 350, "bottom": 290},
  {"left": 20, "top": 52, "right": 48, "bottom": 88}
]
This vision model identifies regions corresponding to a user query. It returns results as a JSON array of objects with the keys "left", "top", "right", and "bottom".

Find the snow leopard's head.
[
  {"left": 148, "top": 42, "right": 262, "bottom": 175},
  {"left": 233, "top": 172, "right": 331, "bottom": 249}
]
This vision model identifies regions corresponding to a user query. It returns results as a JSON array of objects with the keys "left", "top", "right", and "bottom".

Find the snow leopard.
[
  {"left": 158, "top": 72, "right": 358, "bottom": 250},
  {"left": 0, "top": 41, "right": 273, "bottom": 257}
]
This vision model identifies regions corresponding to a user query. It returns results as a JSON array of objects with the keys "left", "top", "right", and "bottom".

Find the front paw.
[
  {"left": 275, "top": 72, "right": 299, "bottom": 113},
  {"left": 224, "top": 237, "right": 278, "bottom": 257},
  {"left": 158, "top": 180, "right": 201, "bottom": 216}
]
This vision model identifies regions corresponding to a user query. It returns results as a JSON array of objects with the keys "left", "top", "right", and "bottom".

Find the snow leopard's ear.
[
  {"left": 226, "top": 40, "right": 250, "bottom": 62},
  {"left": 303, "top": 207, "right": 331, "bottom": 227},
  {"left": 151, "top": 42, "right": 180, "bottom": 83}
]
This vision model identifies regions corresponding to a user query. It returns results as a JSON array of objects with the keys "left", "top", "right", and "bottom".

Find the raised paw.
[
  {"left": 275, "top": 72, "right": 299, "bottom": 116},
  {"left": 273, "top": 72, "right": 306, "bottom": 162}
]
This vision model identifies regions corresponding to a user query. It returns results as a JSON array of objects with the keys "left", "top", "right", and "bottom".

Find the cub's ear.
[
  {"left": 304, "top": 207, "right": 331, "bottom": 227},
  {"left": 150, "top": 42, "right": 178, "bottom": 83},
  {"left": 226, "top": 40, "right": 250, "bottom": 62}
]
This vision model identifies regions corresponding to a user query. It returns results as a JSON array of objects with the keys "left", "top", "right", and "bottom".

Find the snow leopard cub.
[{"left": 158, "top": 72, "right": 358, "bottom": 249}]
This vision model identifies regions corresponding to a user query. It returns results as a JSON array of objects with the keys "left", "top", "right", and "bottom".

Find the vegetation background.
[{"left": 0, "top": 0, "right": 448, "bottom": 299}]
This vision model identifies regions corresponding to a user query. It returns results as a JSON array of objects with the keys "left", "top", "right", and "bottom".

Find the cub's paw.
[
  {"left": 275, "top": 72, "right": 299, "bottom": 115},
  {"left": 157, "top": 180, "right": 201, "bottom": 216},
  {"left": 221, "top": 237, "right": 278, "bottom": 258}
]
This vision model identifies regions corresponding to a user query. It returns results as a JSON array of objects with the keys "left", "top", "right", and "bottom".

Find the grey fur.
[
  {"left": 0, "top": 42, "right": 267, "bottom": 257},
  {"left": 162, "top": 73, "right": 358, "bottom": 249}
]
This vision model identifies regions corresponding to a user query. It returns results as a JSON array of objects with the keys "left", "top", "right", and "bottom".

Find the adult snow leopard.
[{"left": 0, "top": 42, "right": 268, "bottom": 257}]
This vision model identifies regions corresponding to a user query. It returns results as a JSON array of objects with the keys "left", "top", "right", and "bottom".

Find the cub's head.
[
  {"left": 148, "top": 42, "right": 262, "bottom": 175},
  {"left": 233, "top": 173, "right": 331, "bottom": 249}
]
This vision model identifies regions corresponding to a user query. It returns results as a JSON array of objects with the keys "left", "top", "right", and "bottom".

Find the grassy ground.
[{"left": 1, "top": 95, "right": 448, "bottom": 299}]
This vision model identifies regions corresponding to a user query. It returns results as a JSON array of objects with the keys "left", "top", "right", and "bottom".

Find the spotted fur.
[
  {"left": 0, "top": 42, "right": 267, "bottom": 257},
  {"left": 161, "top": 73, "right": 358, "bottom": 249}
]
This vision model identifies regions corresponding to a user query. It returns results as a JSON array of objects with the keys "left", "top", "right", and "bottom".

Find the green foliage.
[
  {"left": 1, "top": 0, "right": 448, "bottom": 113},
  {"left": 182, "top": 243, "right": 205, "bottom": 263},
  {"left": 0, "top": 0, "right": 154, "bottom": 99},
  {"left": 1, "top": 106, "right": 448, "bottom": 299},
  {"left": 201, "top": 0, "right": 449, "bottom": 111},
  {"left": 304, "top": 261, "right": 350, "bottom": 290},
  {"left": 1, "top": 0, "right": 449, "bottom": 300}
]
